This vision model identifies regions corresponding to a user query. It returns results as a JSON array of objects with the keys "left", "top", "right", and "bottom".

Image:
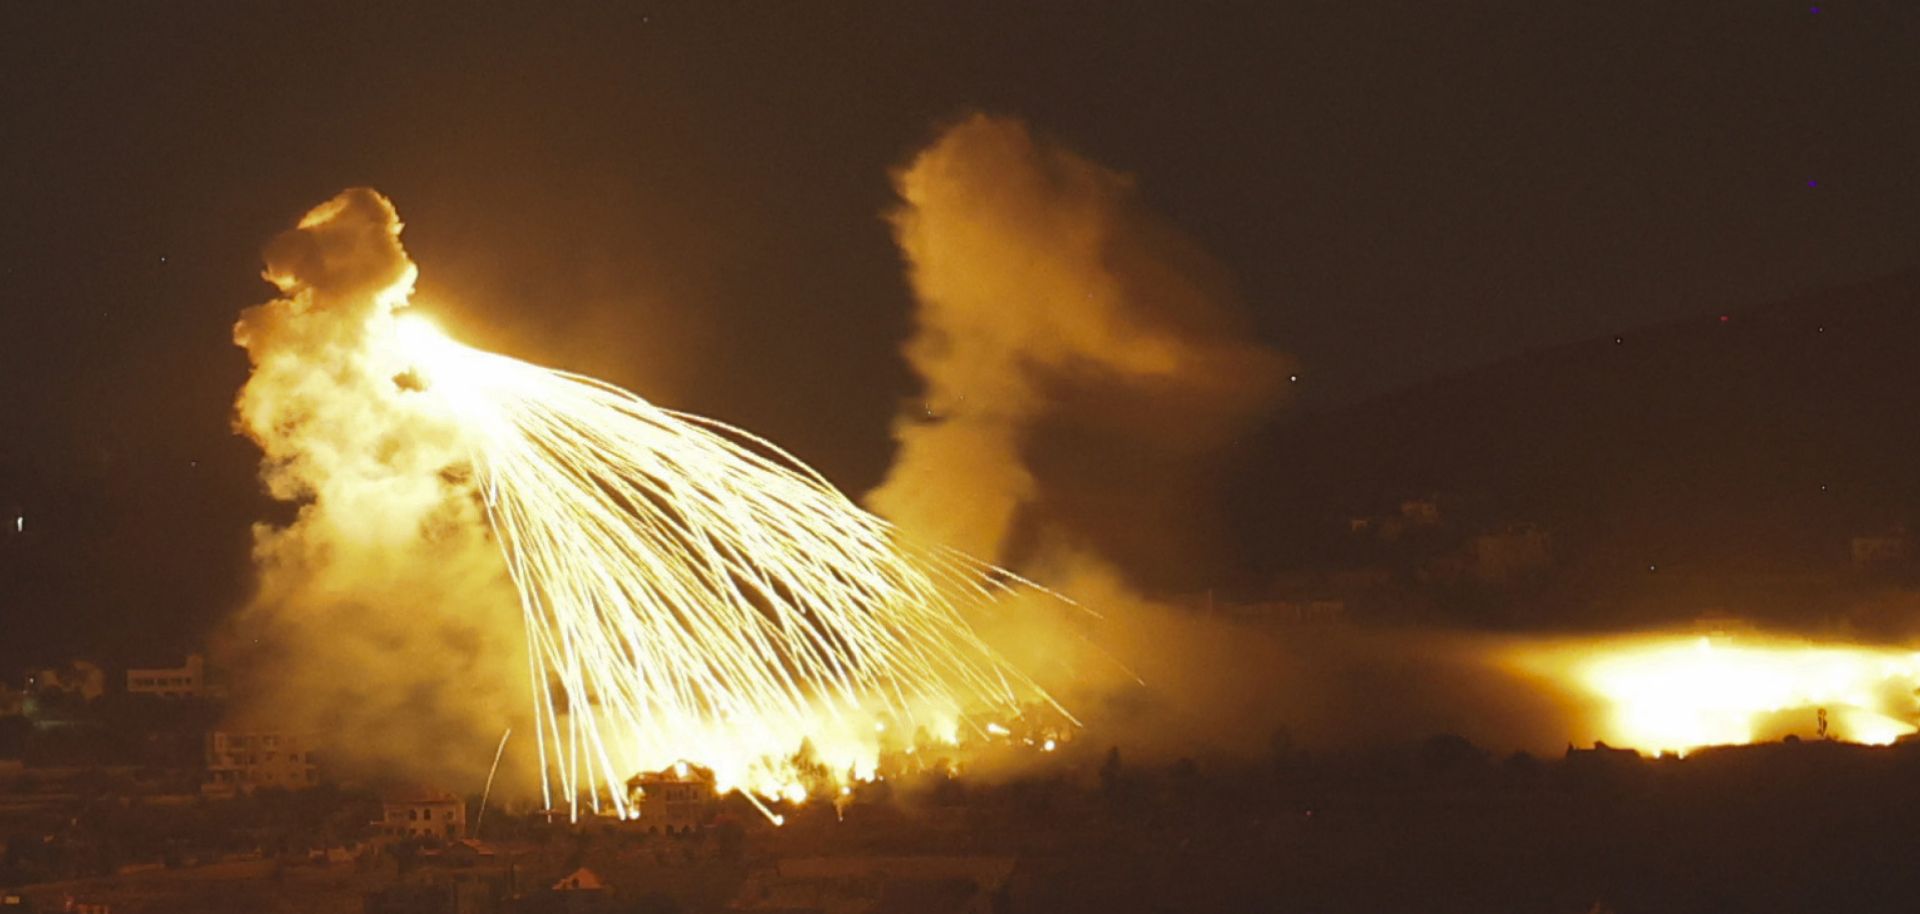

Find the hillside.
[{"left": 1240, "top": 269, "right": 1920, "bottom": 583}]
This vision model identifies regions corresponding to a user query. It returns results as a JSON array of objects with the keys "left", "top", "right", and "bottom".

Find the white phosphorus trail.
[
  {"left": 393, "top": 315, "right": 1072, "bottom": 822},
  {"left": 475, "top": 727, "right": 512, "bottom": 837}
]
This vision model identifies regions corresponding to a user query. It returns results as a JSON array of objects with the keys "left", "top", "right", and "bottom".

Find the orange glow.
[
  {"left": 1504, "top": 633, "right": 1920, "bottom": 754},
  {"left": 388, "top": 308, "right": 1075, "bottom": 821},
  {"left": 238, "top": 189, "right": 1083, "bottom": 822}
]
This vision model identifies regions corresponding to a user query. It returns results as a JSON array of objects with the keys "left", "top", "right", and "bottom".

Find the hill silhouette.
[{"left": 1240, "top": 268, "right": 1920, "bottom": 595}]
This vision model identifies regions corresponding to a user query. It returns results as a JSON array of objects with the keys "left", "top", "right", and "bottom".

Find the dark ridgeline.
[{"left": 1239, "top": 269, "right": 1920, "bottom": 626}]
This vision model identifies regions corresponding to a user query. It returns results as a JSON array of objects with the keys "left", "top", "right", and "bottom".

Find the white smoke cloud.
[
  {"left": 224, "top": 188, "right": 531, "bottom": 791},
  {"left": 866, "top": 115, "right": 1313, "bottom": 759},
  {"left": 870, "top": 114, "right": 1288, "bottom": 589},
  {"left": 864, "top": 122, "right": 1722, "bottom": 762}
]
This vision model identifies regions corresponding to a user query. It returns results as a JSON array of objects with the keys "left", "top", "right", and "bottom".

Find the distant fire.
[{"left": 1505, "top": 633, "right": 1920, "bottom": 754}]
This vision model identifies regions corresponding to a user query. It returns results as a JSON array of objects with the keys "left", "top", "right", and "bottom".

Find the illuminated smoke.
[
  {"left": 225, "top": 189, "right": 530, "bottom": 788},
  {"left": 870, "top": 114, "right": 1289, "bottom": 588},
  {"left": 229, "top": 189, "right": 1069, "bottom": 815},
  {"left": 393, "top": 317, "right": 1067, "bottom": 819},
  {"left": 1502, "top": 631, "right": 1920, "bottom": 754},
  {"left": 866, "top": 117, "right": 1920, "bottom": 762},
  {"left": 861, "top": 115, "right": 1314, "bottom": 760}
]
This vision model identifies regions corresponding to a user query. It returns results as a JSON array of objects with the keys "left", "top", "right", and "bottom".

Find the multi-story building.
[
  {"left": 202, "top": 730, "right": 319, "bottom": 795},
  {"left": 377, "top": 789, "right": 468, "bottom": 840},
  {"left": 127, "top": 654, "right": 210, "bottom": 699},
  {"left": 626, "top": 761, "right": 717, "bottom": 833}
]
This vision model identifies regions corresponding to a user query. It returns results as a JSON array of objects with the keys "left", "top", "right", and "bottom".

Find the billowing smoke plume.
[
  {"left": 870, "top": 114, "right": 1289, "bottom": 593},
  {"left": 868, "top": 115, "right": 1317, "bottom": 759},
  {"left": 225, "top": 189, "right": 529, "bottom": 788},
  {"left": 867, "top": 117, "right": 1593, "bottom": 761}
]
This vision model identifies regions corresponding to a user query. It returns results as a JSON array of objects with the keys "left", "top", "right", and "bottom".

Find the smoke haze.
[
  {"left": 218, "top": 138, "right": 1606, "bottom": 796},
  {"left": 867, "top": 116, "right": 1613, "bottom": 762},
  {"left": 225, "top": 189, "right": 530, "bottom": 790},
  {"left": 870, "top": 114, "right": 1289, "bottom": 594}
]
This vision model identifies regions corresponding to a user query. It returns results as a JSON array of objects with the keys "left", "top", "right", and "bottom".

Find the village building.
[
  {"left": 202, "top": 730, "right": 319, "bottom": 796},
  {"left": 624, "top": 761, "right": 717, "bottom": 834},
  {"left": 125, "top": 654, "right": 210, "bottom": 699},
  {"left": 376, "top": 789, "right": 469, "bottom": 840}
]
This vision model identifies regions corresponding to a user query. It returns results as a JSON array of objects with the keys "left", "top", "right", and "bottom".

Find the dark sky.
[{"left": 1, "top": 1, "right": 1915, "bottom": 665}]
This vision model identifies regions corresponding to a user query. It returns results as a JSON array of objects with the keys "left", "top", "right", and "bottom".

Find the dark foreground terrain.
[{"left": 8, "top": 735, "right": 1920, "bottom": 913}]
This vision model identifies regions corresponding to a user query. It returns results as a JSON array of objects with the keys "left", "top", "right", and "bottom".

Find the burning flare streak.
[
  {"left": 1507, "top": 634, "right": 1920, "bottom": 755},
  {"left": 393, "top": 316, "right": 1069, "bottom": 821}
]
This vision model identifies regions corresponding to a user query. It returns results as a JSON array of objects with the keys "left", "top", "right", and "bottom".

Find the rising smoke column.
[
  {"left": 873, "top": 117, "right": 1920, "bottom": 761},
  {"left": 868, "top": 116, "right": 1329, "bottom": 760},
  {"left": 226, "top": 189, "right": 529, "bottom": 786},
  {"left": 871, "top": 114, "right": 1289, "bottom": 592}
]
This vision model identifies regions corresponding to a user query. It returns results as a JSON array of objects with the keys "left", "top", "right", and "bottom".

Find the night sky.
[{"left": 1, "top": 1, "right": 1915, "bottom": 665}]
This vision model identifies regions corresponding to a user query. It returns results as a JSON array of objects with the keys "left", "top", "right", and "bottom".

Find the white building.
[
  {"left": 203, "top": 730, "right": 319, "bottom": 795},
  {"left": 625, "top": 761, "right": 716, "bottom": 833},
  {"left": 127, "top": 654, "right": 210, "bottom": 699}
]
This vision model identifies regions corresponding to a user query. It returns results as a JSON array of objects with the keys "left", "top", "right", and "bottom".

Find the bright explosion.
[
  {"left": 236, "top": 190, "right": 1071, "bottom": 825},
  {"left": 1505, "top": 632, "right": 1920, "bottom": 755},
  {"left": 397, "top": 314, "right": 1071, "bottom": 820}
]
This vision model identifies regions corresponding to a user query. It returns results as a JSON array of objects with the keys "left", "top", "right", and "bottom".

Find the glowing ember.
[
  {"left": 390, "top": 314, "right": 1073, "bottom": 822},
  {"left": 1505, "top": 633, "right": 1920, "bottom": 754}
]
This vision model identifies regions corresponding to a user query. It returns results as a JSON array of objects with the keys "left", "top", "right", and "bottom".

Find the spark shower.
[{"left": 234, "top": 189, "right": 1069, "bottom": 823}]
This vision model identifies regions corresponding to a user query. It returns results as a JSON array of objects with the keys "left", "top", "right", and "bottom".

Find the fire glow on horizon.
[{"left": 1504, "top": 633, "right": 1920, "bottom": 755}]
